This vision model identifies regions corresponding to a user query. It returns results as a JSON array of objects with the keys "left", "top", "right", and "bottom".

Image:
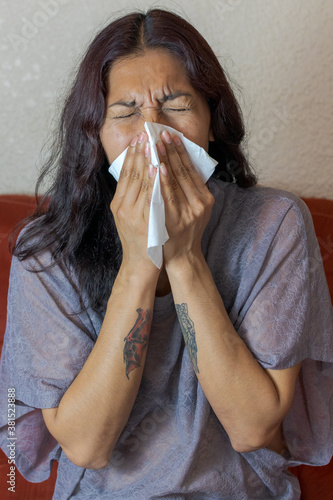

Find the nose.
[{"left": 140, "top": 107, "right": 166, "bottom": 126}]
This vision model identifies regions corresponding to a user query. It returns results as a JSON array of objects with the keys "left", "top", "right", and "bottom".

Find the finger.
[
  {"left": 158, "top": 131, "right": 202, "bottom": 207},
  {"left": 114, "top": 134, "right": 138, "bottom": 199},
  {"left": 162, "top": 131, "right": 208, "bottom": 203},
  {"left": 135, "top": 140, "right": 154, "bottom": 209},
  {"left": 171, "top": 134, "right": 208, "bottom": 193},
  {"left": 156, "top": 138, "right": 183, "bottom": 211},
  {"left": 160, "top": 130, "right": 192, "bottom": 187},
  {"left": 141, "top": 164, "right": 157, "bottom": 223},
  {"left": 116, "top": 132, "right": 148, "bottom": 205}
]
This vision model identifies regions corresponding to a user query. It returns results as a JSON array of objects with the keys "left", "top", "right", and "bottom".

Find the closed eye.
[
  {"left": 113, "top": 111, "right": 137, "bottom": 119},
  {"left": 164, "top": 107, "right": 191, "bottom": 112}
]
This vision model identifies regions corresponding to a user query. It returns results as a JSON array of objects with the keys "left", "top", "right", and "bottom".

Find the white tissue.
[{"left": 109, "top": 122, "right": 218, "bottom": 268}]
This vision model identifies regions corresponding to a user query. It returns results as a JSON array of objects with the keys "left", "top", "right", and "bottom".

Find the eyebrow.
[{"left": 108, "top": 91, "right": 193, "bottom": 108}]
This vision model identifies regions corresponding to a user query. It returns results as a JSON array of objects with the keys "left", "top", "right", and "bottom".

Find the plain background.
[{"left": 1, "top": 0, "right": 332, "bottom": 198}]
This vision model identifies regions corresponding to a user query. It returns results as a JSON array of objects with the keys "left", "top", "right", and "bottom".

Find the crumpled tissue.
[{"left": 109, "top": 121, "right": 218, "bottom": 268}]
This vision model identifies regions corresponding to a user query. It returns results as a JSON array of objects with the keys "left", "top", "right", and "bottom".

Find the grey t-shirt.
[{"left": 1, "top": 179, "right": 332, "bottom": 499}]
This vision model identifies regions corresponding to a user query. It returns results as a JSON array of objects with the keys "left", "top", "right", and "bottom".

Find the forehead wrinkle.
[
  {"left": 131, "top": 86, "right": 170, "bottom": 107},
  {"left": 110, "top": 89, "right": 193, "bottom": 108}
]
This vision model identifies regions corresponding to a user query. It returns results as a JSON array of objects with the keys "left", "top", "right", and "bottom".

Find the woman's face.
[{"left": 100, "top": 49, "right": 214, "bottom": 164}]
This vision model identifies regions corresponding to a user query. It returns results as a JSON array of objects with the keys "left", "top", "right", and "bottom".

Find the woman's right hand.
[{"left": 110, "top": 131, "right": 158, "bottom": 275}]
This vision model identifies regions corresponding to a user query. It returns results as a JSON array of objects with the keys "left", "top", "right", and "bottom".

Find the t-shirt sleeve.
[
  {"left": 235, "top": 194, "right": 333, "bottom": 369},
  {"left": 0, "top": 252, "right": 98, "bottom": 481},
  {"left": 232, "top": 192, "right": 333, "bottom": 465}
]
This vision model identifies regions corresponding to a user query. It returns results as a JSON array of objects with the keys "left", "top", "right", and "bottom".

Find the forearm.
[
  {"left": 42, "top": 131, "right": 161, "bottom": 468},
  {"left": 44, "top": 264, "right": 159, "bottom": 469},
  {"left": 166, "top": 255, "right": 290, "bottom": 452}
]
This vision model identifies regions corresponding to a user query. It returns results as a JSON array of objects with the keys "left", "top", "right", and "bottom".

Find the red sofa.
[{"left": 0, "top": 194, "right": 332, "bottom": 499}]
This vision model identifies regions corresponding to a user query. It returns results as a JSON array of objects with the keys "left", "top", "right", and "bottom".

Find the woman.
[{"left": 0, "top": 8, "right": 332, "bottom": 499}]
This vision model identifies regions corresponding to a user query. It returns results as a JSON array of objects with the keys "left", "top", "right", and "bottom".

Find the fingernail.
[
  {"left": 173, "top": 134, "right": 181, "bottom": 146},
  {"left": 160, "top": 163, "right": 168, "bottom": 176},
  {"left": 131, "top": 135, "right": 138, "bottom": 147},
  {"left": 138, "top": 132, "right": 145, "bottom": 144},
  {"left": 149, "top": 164, "right": 156, "bottom": 178},
  {"left": 145, "top": 142, "right": 150, "bottom": 158},
  {"left": 162, "top": 130, "right": 172, "bottom": 144},
  {"left": 157, "top": 140, "right": 166, "bottom": 156}
]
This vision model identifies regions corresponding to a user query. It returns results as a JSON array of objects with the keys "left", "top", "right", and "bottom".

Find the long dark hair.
[{"left": 13, "top": 8, "right": 257, "bottom": 311}]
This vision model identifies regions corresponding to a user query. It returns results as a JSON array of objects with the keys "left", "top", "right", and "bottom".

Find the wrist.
[
  {"left": 114, "top": 260, "right": 160, "bottom": 295},
  {"left": 165, "top": 251, "right": 207, "bottom": 286}
]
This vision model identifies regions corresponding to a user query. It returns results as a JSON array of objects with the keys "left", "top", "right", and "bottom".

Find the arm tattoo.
[
  {"left": 175, "top": 303, "right": 199, "bottom": 374},
  {"left": 123, "top": 308, "right": 150, "bottom": 379}
]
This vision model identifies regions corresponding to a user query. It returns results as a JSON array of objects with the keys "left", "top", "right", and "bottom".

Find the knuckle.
[
  {"left": 110, "top": 198, "right": 121, "bottom": 216},
  {"left": 166, "top": 192, "right": 177, "bottom": 205},
  {"left": 130, "top": 169, "right": 140, "bottom": 182},
  {"left": 119, "top": 167, "right": 130, "bottom": 179},
  {"left": 194, "top": 200, "right": 205, "bottom": 216},
  {"left": 127, "top": 145, "right": 136, "bottom": 156},
  {"left": 116, "top": 206, "right": 127, "bottom": 220},
  {"left": 170, "top": 178, "right": 179, "bottom": 191},
  {"left": 176, "top": 166, "right": 189, "bottom": 179},
  {"left": 182, "top": 158, "right": 195, "bottom": 173},
  {"left": 141, "top": 179, "right": 149, "bottom": 193},
  {"left": 167, "top": 143, "right": 177, "bottom": 156},
  {"left": 188, "top": 161, "right": 196, "bottom": 173},
  {"left": 207, "top": 192, "right": 215, "bottom": 208}
]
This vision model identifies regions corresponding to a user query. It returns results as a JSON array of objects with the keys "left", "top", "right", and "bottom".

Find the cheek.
[
  {"left": 181, "top": 118, "right": 211, "bottom": 151},
  {"left": 100, "top": 127, "right": 132, "bottom": 164},
  {"left": 194, "top": 117, "right": 212, "bottom": 151}
]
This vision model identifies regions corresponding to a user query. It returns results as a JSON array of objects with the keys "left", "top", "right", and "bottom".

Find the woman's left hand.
[{"left": 157, "top": 130, "right": 214, "bottom": 267}]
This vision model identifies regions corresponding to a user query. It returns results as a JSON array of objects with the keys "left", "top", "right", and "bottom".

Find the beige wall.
[{"left": 1, "top": 0, "right": 332, "bottom": 198}]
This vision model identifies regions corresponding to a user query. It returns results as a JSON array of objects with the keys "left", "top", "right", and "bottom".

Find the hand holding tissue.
[{"left": 109, "top": 122, "right": 218, "bottom": 268}]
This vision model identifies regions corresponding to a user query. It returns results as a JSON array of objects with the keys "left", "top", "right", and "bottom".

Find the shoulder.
[
  {"left": 209, "top": 177, "right": 309, "bottom": 212},
  {"left": 13, "top": 219, "right": 64, "bottom": 270},
  {"left": 208, "top": 179, "right": 314, "bottom": 236},
  {"left": 8, "top": 240, "right": 98, "bottom": 338},
  {"left": 10, "top": 223, "right": 78, "bottom": 298}
]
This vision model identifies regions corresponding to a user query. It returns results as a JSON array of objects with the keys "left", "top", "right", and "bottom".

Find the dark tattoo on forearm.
[
  {"left": 175, "top": 303, "right": 199, "bottom": 374},
  {"left": 123, "top": 308, "right": 150, "bottom": 379}
]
